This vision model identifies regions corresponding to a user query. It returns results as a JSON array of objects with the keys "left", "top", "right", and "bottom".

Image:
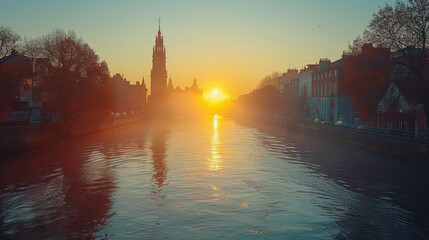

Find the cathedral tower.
[{"left": 150, "top": 17, "right": 167, "bottom": 102}]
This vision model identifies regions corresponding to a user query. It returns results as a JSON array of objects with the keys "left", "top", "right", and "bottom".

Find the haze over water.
[{"left": 1, "top": 117, "right": 428, "bottom": 239}]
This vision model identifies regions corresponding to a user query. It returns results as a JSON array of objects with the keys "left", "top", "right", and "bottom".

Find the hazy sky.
[{"left": 1, "top": 0, "right": 396, "bottom": 97}]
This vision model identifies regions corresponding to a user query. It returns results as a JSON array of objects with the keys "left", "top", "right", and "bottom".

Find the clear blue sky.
[{"left": 0, "top": 0, "right": 396, "bottom": 96}]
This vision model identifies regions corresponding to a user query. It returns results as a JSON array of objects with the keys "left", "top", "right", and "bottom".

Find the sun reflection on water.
[{"left": 209, "top": 114, "right": 222, "bottom": 171}]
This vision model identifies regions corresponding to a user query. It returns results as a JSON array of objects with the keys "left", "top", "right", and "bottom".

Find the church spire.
[{"left": 150, "top": 17, "right": 168, "bottom": 102}]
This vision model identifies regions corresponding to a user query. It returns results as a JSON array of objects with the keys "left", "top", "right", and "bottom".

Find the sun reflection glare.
[{"left": 209, "top": 114, "right": 222, "bottom": 171}]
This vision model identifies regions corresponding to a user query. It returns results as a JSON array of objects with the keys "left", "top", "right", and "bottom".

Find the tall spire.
[{"left": 151, "top": 17, "right": 167, "bottom": 102}]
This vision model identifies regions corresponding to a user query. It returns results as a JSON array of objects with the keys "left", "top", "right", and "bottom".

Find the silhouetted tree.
[
  {"left": 236, "top": 85, "right": 280, "bottom": 115},
  {"left": 0, "top": 26, "right": 20, "bottom": 58},
  {"left": 347, "top": 36, "right": 365, "bottom": 56},
  {"left": 343, "top": 44, "right": 392, "bottom": 123},
  {"left": 25, "top": 30, "right": 112, "bottom": 126},
  {"left": 364, "top": 0, "right": 429, "bottom": 118},
  {"left": 257, "top": 72, "right": 280, "bottom": 89}
]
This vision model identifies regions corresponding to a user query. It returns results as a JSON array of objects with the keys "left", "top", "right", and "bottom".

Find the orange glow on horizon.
[{"left": 204, "top": 88, "right": 228, "bottom": 104}]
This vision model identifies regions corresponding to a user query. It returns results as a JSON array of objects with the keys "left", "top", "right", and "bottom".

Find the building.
[
  {"left": 185, "top": 77, "right": 203, "bottom": 96},
  {"left": 291, "top": 77, "right": 300, "bottom": 117},
  {"left": 110, "top": 73, "right": 147, "bottom": 114},
  {"left": 377, "top": 82, "right": 428, "bottom": 137},
  {"left": 150, "top": 18, "right": 168, "bottom": 103},
  {"left": 278, "top": 69, "right": 299, "bottom": 93},
  {"left": 376, "top": 46, "right": 429, "bottom": 136},
  {"left": 298, "top": 64, "right": 318, "bottom": 118},
  {"left": 0, "top": 50, "right": 49, "bottom": 124},
  {"left": 309, "top": 57, "right": 354, "bottom": 123}
]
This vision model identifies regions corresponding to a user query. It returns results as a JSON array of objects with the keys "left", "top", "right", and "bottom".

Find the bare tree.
[
  {"left": 346, "top": 36, "right": 365, "bottom": 56},
  {"left": 364, "top": 0, "right": 429, "bottom": 118},
  {"left": 0, "top": 26, "right": 21, "bottom": 58},
  {"left": 24, "top": 29, "right": 112, "bottom": 127},
  {"left": 257, "top": 71, "right": 280, "bottom": 89}
]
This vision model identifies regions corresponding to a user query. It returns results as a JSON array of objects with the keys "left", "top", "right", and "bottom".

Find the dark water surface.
[{"left": 1, "top": 116, "right": 429, "bottom": 239}]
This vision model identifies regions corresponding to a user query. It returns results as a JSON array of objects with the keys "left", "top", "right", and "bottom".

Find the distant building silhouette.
[
  {"left": 150, "top": 18, "right": 168, "bottom": 103},
  {"left": 185, "top": 77, "right": 203, "bottom": 96},
  {"left": 167, "top": 76, "right": 174, "bottom": 91},
  {"left": 110, "top": 73, "right": 147, "bottom": 114}
]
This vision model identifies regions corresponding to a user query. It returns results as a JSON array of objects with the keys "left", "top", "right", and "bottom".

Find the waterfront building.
[
  {"left": 310, "top": 57, "right": 354, "bottom": 124},
  {"left": 298, "top": 64, "right": 318, "bottom": 119},
  {"left": 0, "top": 50, "right": 49, "bottom": 124},
  {"left": 278, "top": 69, "right": 299, "bottom": 94},
  {"left": 110, "top": 73, "right": 147, "bottom": 114},
  {"left": 377, "top": 82, "right": 427, "bottom": 131},
  {"left": 291, "top": 77, "right": 300, "bottom": 117},
  {"left": 377, "top": 47, "right": 429, "bottom": 136}
]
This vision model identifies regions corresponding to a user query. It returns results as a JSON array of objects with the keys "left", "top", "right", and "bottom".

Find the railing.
[{"left": 250, "top": 113, "right": 429, "bottom": 143}]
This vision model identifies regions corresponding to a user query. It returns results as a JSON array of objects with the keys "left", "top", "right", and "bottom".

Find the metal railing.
[{"left": 252, "top": 113, "right": 429, "bottom": 143}]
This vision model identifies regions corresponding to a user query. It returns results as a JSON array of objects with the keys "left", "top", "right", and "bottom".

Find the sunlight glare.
[{"left": 204, "top": 88, "right": 228, "bottom": 104}]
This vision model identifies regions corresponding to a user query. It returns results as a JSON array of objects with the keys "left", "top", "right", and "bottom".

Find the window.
[
  {"left": 399, "top": 119, "right": 404, "bottom": 129},
  {"left": 329, "top": 71, "right": 331, "bottom": 78},
  {"left": 325, "top": 72, "right": 327, "bottom": 79},
  {"left": 334, "top": 70, "right": 337, "bottom": 76},
  {"left": 425, "top": 117, "right": 429, "bottom": 129}
]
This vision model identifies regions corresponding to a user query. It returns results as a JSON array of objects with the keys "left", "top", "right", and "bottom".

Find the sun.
[{"left": 204, "top": 88, "right": 228, "bottom": 104}]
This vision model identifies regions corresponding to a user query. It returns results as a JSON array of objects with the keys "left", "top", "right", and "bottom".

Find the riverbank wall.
[
  {"left": 236, "top": 114, "right": 429, "bottom": 163},
  {"left": 0, "top": 117, "right": 144, "bottom": 154}
]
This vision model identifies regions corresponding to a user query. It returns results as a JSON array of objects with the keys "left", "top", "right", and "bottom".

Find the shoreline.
[
  {"left": 234, "top": 115, "right": 429, "bottom": 165},
  {"left": 0, "top": 117, "right": 145, "bottom": 155}
]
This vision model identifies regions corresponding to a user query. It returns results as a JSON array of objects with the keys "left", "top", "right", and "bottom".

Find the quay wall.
[
  {"left": 0, "top": 117, "right": 144, "bottom": 153},
  {"left": 237, "top": 114, "right": 429, "bottom": 163}
]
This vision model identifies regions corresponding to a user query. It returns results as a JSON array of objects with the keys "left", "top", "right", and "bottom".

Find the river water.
[{"left": 1, "top": 116, "right": 429, "bottom": 239}]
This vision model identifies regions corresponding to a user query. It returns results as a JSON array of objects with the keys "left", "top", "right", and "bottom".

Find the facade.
[
  {"left": 278, "top": 69, "right": 299, "bottom": 93},
  {"left": 386, "top": 47, "right": 429, "bottom": 135},
  {"left": 0, "top": 50, "right": 49, "bottom": 124},
  {"left": 150, "top": 21, "right": 168, "bottom": 103},
  {"left": 377, "top": 81, "right": 428, "bottom": 136},
  {"left": 298, "top": 64, "right": 318, "bottom": 118},
  {"left": 309, "top": 57, "right": 354, "bottom": 123},
  {"left": 291, "top": 78, "right": 300, "bottom": 117}
]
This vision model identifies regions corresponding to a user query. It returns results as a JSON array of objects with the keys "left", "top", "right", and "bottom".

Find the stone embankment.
[
  {"left": 237, "top": 114, "right": 429, "bottom": 163},
  {"left": 0, "top": 116, "right": 144, "bottom": 153}
]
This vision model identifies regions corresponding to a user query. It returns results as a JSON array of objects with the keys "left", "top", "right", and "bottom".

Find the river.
[{"left": 1, "top": 116, "right": 428, "bottom": 239}]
